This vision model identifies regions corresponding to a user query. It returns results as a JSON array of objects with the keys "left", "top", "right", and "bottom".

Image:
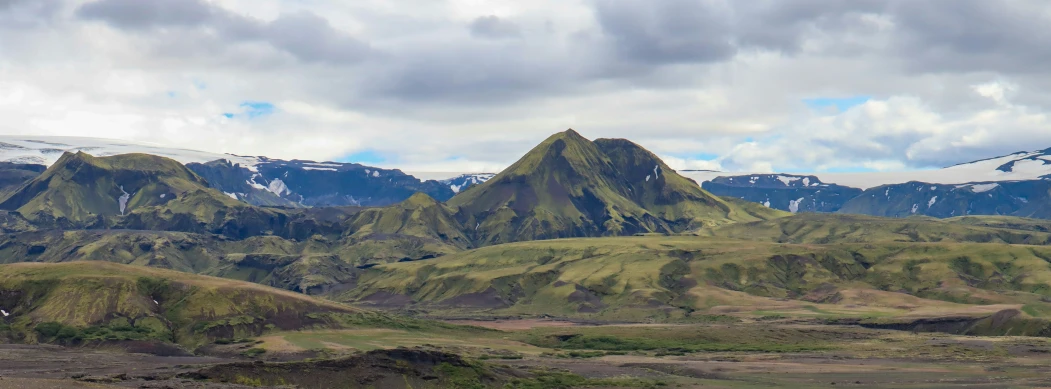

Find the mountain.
[
  {"left": 0, "top": 162, "right": 45, "bottom": 195},
  {"left": 0, "top": 152, "right": 360, "bottom": 240},
  {"left": 186, "top": 158, "right": 456, "bottom": 208},
  {"left": 683, "top": 147, "right": 1051, "bottom": 190},
  {"left": 446, "top": 130, "right": 780, "bottom": 245},
  {"left": 0, "top": 261, "right": 366, "bottom": 348},
  {"left": 441, "top": 173, "right": 495, "bottom": 193},
  {"left": 838, "top": 180, "right": 1051, "bottom": 219},
  {"left": 0, "top": 136, "right": 455, "bottom": 208},
  {"left": 701, "top": 174, "right": 862, "bottom": 213},
  {"left": 0, "top": 152, "right": 211, "bottom": 225},
  {"left": 687, "top": 148, "right": 1051, "bottom": 219}
]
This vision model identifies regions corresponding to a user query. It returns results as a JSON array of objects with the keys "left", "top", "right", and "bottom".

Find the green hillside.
[
  {"left": 0, "top": 262, "right": 374, "bottom": 348},
  {"left": 700, "top": 213, "right": 1051, "bottom": 245},
  {"left": 341, "top": 235, "right": 1051, "bottom": 323}
]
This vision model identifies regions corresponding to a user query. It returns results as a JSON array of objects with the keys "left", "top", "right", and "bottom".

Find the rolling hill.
[
  {"left": 341, "top": 234, "right": 1051, "bottom": 324},
  {"left": 0, "top": 262, "right": 369, "bottom": 348}
]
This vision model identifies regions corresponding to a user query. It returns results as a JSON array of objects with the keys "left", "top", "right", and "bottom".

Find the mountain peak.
[
  {"left": 448, "top": 129, "right": 779, "bottom": 245},
  {"left": 401, "top": 192, "right": 441, "bottom": 207}
]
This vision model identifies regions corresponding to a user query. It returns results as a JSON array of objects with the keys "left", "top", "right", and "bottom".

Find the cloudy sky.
[{"left": 2, "top": 0, "right": 1050, "bottom": 173}]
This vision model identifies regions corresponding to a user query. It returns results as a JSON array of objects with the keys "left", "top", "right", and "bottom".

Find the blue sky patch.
[
  {"left": 803, "top": 96, "right": 871, "bottom": 113},
  {"left": 339, "top": 149, "right": 386, "bottom": 164},
  {"left": 221, "top": 101, "right": 276, "bottom": 120},
  {"left": 240, "top": 101, "right": 276, "bottom": 118}
]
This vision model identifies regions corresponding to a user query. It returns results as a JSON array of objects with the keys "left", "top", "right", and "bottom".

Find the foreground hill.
[
  {"left": 0, "top": 262, "right": 370, "bottom": 348},
  {"left": 448, "top": 130, "right": 783, "bottom": 245}
]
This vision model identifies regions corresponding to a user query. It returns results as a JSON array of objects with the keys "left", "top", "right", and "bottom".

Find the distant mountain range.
[
  {"left": 1, "top": 135, "right": 1050, "bottom": 219},
  {"left": 684, "top": 148, "right": 1051, "bottom": 218}
]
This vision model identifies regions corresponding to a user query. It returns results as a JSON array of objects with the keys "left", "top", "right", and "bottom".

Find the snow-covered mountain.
[
  {"left": 681, "top": 147, "right": 1051, "bottom": 190},
  {"left": 0, "top": 136, "right": 260, "bottom": 168},
  {"left": 440, "top": 173, "right": 496, "bottom": 193},
  {"left": 686, "top": 148, "right": 1051, "bottom": 217},
  {"left": 0, "top": 136, "right": 453, "bottom": 208}
]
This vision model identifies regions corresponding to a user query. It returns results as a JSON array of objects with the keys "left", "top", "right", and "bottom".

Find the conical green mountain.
[
  {"left": 344, "top": 192, "right": 470, "bottom": 249},
  {"left": 0, "top": 152, "right": 211, "bottom": 224},
  {"left": 448, "top": 130, "right": 781, "bottom": 245}
]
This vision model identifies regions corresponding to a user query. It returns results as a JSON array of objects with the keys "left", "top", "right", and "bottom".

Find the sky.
[{"left": 2, "top": 0, "right": 1051, "bottom": 173}]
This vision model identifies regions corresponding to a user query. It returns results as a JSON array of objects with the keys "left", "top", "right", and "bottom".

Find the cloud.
[
  {"left": 717, "top": 83, "right": 1051, "bottom": 172},
  {"left": 75, "top": 0, "right": 371, "bottom": 64},
  {"left": 77, "top": 0, "right": 215, "bottom": 29},
  {"left": 2, "top": 0, "right": 1051, "bottom": 175},
  {"left": 469, "top": 15, "right": 521, "bottom": 39}
]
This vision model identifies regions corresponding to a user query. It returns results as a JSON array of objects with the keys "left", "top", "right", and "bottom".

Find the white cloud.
[{"left": 1, "top": 0, "right": 1051, "bottom": 174}]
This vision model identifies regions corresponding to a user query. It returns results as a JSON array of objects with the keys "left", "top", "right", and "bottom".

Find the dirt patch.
[
  {"left": 183, "top": 348, "right": 521, "bottom": 389},
  {"left": 436, "top": 287, "right": 511, "bottom": 309},
  {"left": 442, "top": 319, "right": 581, "bottom": 330},
  {"left": 356, "top": 291, "right": 415, "bottom": 307}
]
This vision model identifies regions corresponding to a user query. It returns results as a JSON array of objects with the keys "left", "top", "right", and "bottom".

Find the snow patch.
[
  {"left": 646, "top": 175, "right": 651, "bottom": 182},
  {"left": 653, "top": 165, "right": 660, "bottom": 180},
  {"left": 153, "top": 299, "right": 159, "bottom": 305},
  {"left": 970, "top": 183, "right": 1000, "bottom": 193},
  {"left": 224, "top": 192, "right": 238, "bottom": 200},
  {"left": 777, "top": 176, "right": 802, "bottom": 186},
  {"left": 911, "top": 204, "right": 919, "bottom": 214},
  {"left": 372, "top": 171, "right": 381, "bottom": 178},
  {"left": 928, "top": 196, "right": 938, "bottom": 208},
  {"left": 246, "top": 174, "right": 267, "bottom": 190},
  {"left": 788, "top": 198, "right": 804, "bottom": 213},
  {"left": 118, "top": 186, "right": 131, "bottom": 215},
  {"left": 302, "top": 167, "right": 338, "bottom": 171},
  {"left": 159, "top": 193, "right": 165, "bottom": 198},
  {"left": 802, "top": 177, "right": 810, "bottom": 187},
  {"left": 762, "top": 199, "right": 771, "bottom": 208},
  {"left": 267, "top": 178, "right": 290, "bottom": 196},
  {"left": 0, "top": 309, "right": 7, "bottom": 317}
]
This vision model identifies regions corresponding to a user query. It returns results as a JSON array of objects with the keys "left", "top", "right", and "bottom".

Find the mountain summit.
[
  {"left": 448, "top": 129, "right": 781, "bottom": 245},
  {"left": 0, "top": 152, "right": 211, "bottom": 225}
]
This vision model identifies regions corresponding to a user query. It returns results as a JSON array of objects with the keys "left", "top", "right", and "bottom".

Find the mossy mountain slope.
[
  {"left": 342, "top": 236, "right": 1051, "bottom": 322},
  {"left": 0, "top": 152, "right": 209, "bottom": 224},
  {"left": 448, "top": 130, "right": 782, "bottom": 245},
  {"left": 0, "top": 261, "right": 365, "bottom": 348},
  {"left": 344, "top": 193, "right": 471, "bottom": 250}
]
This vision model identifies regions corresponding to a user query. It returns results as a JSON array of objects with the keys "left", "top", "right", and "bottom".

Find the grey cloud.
[
  {"left": 77, "top": 0, "right": 215, "bottom": 30},
  {"left": 75, "top": 0, "right": 369, "bottom": 64},
  {"left": 888, "top": 0, "right": 1051, "bottom": 74},
  {"left": 469, "top": 15, "right": 521, "bottom": 39},
  {"left": 593, "top": 0, "right": 737, "bottom": 64},
  {"left": 264, "top": 12, "right": 370, "bottom": 63}
]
